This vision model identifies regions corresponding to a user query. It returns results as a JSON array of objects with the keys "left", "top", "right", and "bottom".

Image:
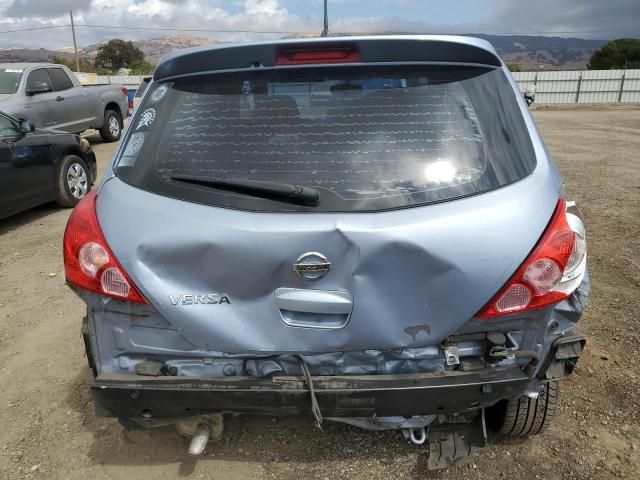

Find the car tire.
[
  {"left": 99, "top": 109, "right": 122, "bottom": 142},
  {"left": 57, "top": 155, "right": 92, "bottom": 207},
  {"left": 487, "top": 381, "right": 558, "bottom": 437}
]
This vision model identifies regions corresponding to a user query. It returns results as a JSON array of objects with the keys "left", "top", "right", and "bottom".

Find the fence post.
[
  {"left": 575, "top": 72, "right": 583, "bottom": 103},
  {"left": 618, "top": 71, "right": 626, "bottom": 103}
]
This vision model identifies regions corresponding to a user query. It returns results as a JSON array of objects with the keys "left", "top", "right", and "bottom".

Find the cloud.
[
  {"left": 4, "top": 0, "right": 93, "bottom": 18},
  {"left": 480, "top": 0, "right": 640, "bottom": 37},
  {"left": 0, "top": 0, "right": 637, "bottom": 50}
]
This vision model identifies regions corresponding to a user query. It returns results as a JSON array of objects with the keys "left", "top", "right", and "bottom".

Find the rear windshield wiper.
[{"left": 167, "top": 174, "right": 320, "bottom": 206}]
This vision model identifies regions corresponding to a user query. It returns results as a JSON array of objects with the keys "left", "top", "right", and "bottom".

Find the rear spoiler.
[{"left": 154, "top": 35, "right": 502, "bottom": 81}]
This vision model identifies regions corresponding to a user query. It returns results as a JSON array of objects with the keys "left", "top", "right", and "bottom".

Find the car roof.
[
  {"left": 154, "top": 35, "right": 502, "bottom": 81},
  {"left": 0, "top": 63, "right": 57, "bottom": 70}
]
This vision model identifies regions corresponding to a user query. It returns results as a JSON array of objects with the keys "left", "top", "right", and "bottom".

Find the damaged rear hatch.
[{"left": 97, "top": 39, "right": 559, "bottom": 354}]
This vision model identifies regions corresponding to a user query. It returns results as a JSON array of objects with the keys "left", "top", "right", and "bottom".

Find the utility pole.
[
  {"left": 70, "top": 10, "right": 80, "bottom": 72},
  {"left": 321, "top": 0, "right": 329, "bottom": 37}
]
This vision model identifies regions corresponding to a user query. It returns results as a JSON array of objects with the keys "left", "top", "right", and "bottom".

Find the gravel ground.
[{"left": 0, "top": 105, "right": 638, "bottom": 479}]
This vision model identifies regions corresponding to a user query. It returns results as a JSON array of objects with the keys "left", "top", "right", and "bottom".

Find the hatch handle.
[{"left": 275, "top": 288, "right": 353, "bottom": 315}]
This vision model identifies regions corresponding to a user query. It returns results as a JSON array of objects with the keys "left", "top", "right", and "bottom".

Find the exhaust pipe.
[
  {"left": 406, "top": 427, "right": 427, "bottom": 445},
  {"left": 177, "top": 413, "right": 224, "bottom": 457},
  {"left": 188, "top": 423, "right": 211, "bottom": 457}
]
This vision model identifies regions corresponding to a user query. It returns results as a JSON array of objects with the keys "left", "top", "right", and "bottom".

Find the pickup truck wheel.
[
  {"left": 99, "top": 109, "right": 122, "bottom": 142},
  {"left": 487, "top": 381, "right": 558, "bottom": 437},
  {"left": 56, "top": 155, "right": 91, "bottom": 207}
]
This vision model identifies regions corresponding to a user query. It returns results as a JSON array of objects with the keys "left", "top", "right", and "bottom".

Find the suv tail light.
[
  {"left": 477, "top": 199, "right": 586, "bottom": 318},
  {"left": 63, "top": 190, "right": 147, "bottom": 304},
  {"left": 276, "top": 47, "right": 361, "bottom": 65},
  {"left": 121, "top": 86, "right": 128, "bottom": 97}
]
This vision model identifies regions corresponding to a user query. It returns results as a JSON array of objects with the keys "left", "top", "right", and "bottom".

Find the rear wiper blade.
[{"left": 167, "top": 174, "right": 320, "bottom": 206}]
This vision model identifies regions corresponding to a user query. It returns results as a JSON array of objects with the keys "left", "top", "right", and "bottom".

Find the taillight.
[
  {"left": 63, "top": 190, "right": 147, "bottom": 303},
  {"left": 276, "top": 47, "right": 361, "bottom": 65},
  {"left": 477, "top": 199, "right": 586, "bottom": 318},
  {"left": 121, "top": 86, "right": 128, "bottom": 97}
]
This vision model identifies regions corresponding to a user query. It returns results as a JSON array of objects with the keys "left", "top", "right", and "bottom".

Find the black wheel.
[
  {"left": 56, "top": 155, "right": 91, "bottom": 207},
  {"left": 487, "top": 381, "right": 558, "bottom": 437},
  {"left": 99, "top": 109, "right": 122, "bottom": 142}
]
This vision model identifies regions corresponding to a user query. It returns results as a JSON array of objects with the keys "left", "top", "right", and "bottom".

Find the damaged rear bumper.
[{"left": 92, "top": 367, "right": 529, "bottom": 419}]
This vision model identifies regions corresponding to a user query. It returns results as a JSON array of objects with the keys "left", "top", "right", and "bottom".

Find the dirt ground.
[{"left": 0, "top": 105, "right": 639, "bottom": 480}]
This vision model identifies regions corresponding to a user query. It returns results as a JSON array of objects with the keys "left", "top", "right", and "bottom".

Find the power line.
[
  {"left": 0, "top": 23, "right": 638, "bottom": 36},
  {"left": 0, "top": 24, "right": 299, "bottom": 35},
  {"left": 77, "top": 24, "right": 298, "bottom": 34},
  {"left": 71, "top": 25, "right": 640, "bottom": 35},
  {"left": 0, "top": 25, "right": 69, "bottom": 34}
]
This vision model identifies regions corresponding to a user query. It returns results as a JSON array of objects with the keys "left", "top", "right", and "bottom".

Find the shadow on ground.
[
  {"left": 65, "top": 369, "right": 450, "bottom": 478},
  {"left": 0, "top": 203, "right": 63, "bottom": 235}
]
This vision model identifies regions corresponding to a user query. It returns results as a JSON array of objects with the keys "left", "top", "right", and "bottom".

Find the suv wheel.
[
  {"left": 487, "top": 381, "right": 558, "bottom": 437},
  {"left": 57, "top": 155, "right": 91, "bottom": 207},
  {"left": 99, "top": 109, "right": 122, "bottom": 142}
]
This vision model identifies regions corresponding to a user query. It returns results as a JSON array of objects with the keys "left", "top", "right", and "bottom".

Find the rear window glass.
[
  {"left": 48, "top": 68, "right": 74, "bottom": 91},
  {"left": 134, "top": 78, "right": 150, "bottom": 98},
  {"left": 116, "top": 65, "right": 536, "bottom": 212}
]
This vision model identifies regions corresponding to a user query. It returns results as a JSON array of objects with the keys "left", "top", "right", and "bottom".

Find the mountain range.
[{"left": 0, "top": 34, "right": 606, "bottom": 70}]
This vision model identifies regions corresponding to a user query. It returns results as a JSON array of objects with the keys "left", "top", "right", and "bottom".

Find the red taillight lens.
[
  {"left": 63, "top": 190, "right": 147, "bottom": 304},
  {"left": 121, "top": 86, "right": 128, "bottom": 97},
  {"left": 477, "top": 199, "right": 586, "bottom": 318},
  {"left": 276, "top": 47, "right": 361, "bottom": 65}
]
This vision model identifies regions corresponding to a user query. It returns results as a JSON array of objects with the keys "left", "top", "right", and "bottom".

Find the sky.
[{"left": 0, "top": 0, "right": 639, "bottom": 50}]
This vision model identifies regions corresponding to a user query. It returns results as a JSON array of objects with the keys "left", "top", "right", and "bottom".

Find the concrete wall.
[{"left": 77, "top": 70, "right": 640, "bottom": 104}]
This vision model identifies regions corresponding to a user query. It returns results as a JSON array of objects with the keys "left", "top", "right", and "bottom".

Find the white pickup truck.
[{"left": 0, "top": 63, "right": 129, "bottom": 142}]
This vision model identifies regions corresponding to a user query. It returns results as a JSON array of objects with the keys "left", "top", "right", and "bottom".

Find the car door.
[
  {"left": 23, "top": 68, "right": 59, "bottom": 129},
  {"left": 48, "top": 67, "right": 90, "bottom": 133},
  {"left": 0, "top": 115, "right": 23, "bottom": 216},
  {"left": 0, "top": 114, "right": 55, "bottom": 218}
]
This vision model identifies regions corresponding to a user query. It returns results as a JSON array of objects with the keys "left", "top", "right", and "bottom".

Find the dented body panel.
[
  {"left": 70, "top": 36, "right": 589, "bottom": 443},
  {"left": 96, "top": 161, "right": 560, "bottom": 353},
  {"left": 79, "top": 274, "right": 588, "bottom": 379}
]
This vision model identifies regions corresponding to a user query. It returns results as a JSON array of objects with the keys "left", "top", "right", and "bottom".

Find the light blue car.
[{"left": 63, "top": 36, "right": 588, "bottom": 467}]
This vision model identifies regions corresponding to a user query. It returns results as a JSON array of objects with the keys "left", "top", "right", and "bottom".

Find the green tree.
[
  {"left": 506, "top": 63, "right": 522, "bottom": 72},
  {"left": 94, "top": 39, "right": 145, "bottom": 72},
  {"left": 588, "top": 38, "right": 640, "bottom": 69},
  {"left": 128, "top": 59, "right": 156, "bottom": 75}
]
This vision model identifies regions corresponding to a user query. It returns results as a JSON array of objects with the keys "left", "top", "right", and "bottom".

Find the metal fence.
[
  {"left": 78, "top": 70, "right": 640, "bottom": 104},
  {"left": 512, "top": 69, "right": 640, "bottom": 103},
  {"left": 89, "top": 74, "right": 147, "bottom": 87}
]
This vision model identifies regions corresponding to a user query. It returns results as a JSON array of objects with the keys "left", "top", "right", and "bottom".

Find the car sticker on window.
[
  {"left": 123, "top": 132, "right": 145, "bottom": 156},
  {"left": 150, "top": 84, "right": 169, "bottom": 103},
  {"left": 136, "top": 108, "right": 156, "bottom": 130},
  {"left": 4, "top": 69, "right": 24, "bottom": 73}
]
